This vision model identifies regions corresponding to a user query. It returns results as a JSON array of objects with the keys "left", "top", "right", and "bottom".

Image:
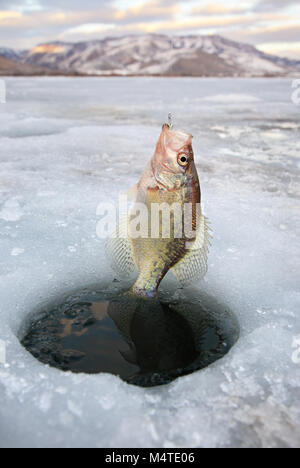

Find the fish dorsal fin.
[
  {"left": 172, "top": 214, "right": 212, "bottom": 286},
  {"left": 106, "top": 214, "right": 136, "bottom": 278}
]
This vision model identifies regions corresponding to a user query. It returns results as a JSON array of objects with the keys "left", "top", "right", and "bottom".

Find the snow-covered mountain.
[
  {"left": 2, "top": 34, "right": 300, "bottom": 76},
  {"left": 0, "top": 47, "right": 22, "bottom": 61}
]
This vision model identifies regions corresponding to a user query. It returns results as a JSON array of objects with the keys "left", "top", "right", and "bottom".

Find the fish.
[{"left": 106, "top": 122, "right": 211, "bottom": 298}]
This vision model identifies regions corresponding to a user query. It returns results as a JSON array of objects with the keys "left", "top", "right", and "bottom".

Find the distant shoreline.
[{"left": 1, "top": 74, "right": 299, "bottom": 79}]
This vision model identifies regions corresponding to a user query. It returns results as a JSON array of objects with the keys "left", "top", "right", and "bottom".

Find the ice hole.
[{"left": 21, "top": 288, "right": 240, "bottom": 387}]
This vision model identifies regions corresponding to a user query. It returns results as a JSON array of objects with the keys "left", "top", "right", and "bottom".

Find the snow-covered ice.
[{"left": 0, "top": 77, "right": 299, "bottom": 448}]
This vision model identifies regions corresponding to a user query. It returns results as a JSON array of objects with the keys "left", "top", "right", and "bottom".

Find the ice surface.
[{"left": 0, "top": 77, "right": 299, "bottom": 448}]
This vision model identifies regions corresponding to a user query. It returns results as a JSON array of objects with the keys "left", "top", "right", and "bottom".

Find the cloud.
[
  {"left": 253, "top": 0, "right": 300, "bottom": 12},
  {"left": 115, "top": 0, "right": 180, "bottom": 23},
  {"left": 224, "top": 22, "right": 300, "bottom": 45},
  {"left": 0, "top": 7, "right": 118, "bottom": 29},
  {"left": 144, "top": 15, "right": 258, "bottom": 32},
  {"left": 0, "top": 10, "right": 22, "bottom": 21},
  {"left": 0, "top": 0, "right": 299, "bottom": 59},
  {"left": 120, "top": 12, "right": 292, "bottom": 35},
  {"left": 62, "top": 23, "right": 116, "bottom": 38},
  {"left": 0, "top": 0, "right": 42, "bottom": 12},
  {"left": 257, "top": 41, "right": 300, "bottom": 59},
  {"left": 0, "top": 0, "right": 110, "bottom": 11},
  {"left": 222, "top": 23, "right": 300, "bottom": 54},
  {"left": 192, "top": 4, "right": 248, "bottom": 16}
]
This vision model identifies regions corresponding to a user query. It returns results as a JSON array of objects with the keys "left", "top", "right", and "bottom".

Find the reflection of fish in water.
[
  {"left": 108, "top": 294, "right": 198, "bottom": 383},
  {"left": 107, "top": 293, "right": 234, "bottom": 387},
  {"left": 107, "top": 122, "right": 211, "bottom": 298}
]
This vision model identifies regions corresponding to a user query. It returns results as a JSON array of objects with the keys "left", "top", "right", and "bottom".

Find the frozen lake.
[{"left": 0, "top": 77, "right": 300, "bottom": 448}]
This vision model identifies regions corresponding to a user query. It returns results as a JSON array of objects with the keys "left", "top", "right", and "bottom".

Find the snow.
[
  {"left": 0, "top": 77, "right": 299, "bottom": 448},
  {"left": 0, "top": 199, "right": 23, "bottom": 221},
  {"left": 203, "top": 93, "right": 261, "bottom": 103},
  {"left": 11, "top": 248, "right": 25, "bottom": 257}
]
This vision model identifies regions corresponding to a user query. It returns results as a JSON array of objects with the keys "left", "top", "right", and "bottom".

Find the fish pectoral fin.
[
  {"left": 172, "top": 214, "right": 212, "bottom": 287},
  {"left": 106, "top": 216, "right": 137, "bottom": 278}
]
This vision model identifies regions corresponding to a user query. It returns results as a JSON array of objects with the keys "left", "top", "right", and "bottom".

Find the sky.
[{"left": 0, "top": 0, "right": 300, "bottom": 59}]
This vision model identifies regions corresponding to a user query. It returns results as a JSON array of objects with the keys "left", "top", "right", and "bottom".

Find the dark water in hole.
[{"left": 22, "top": 290, "right": 239, "bottom": 387}]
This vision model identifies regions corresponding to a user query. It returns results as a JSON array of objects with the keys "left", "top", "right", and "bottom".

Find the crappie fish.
[{"left": 107, "top": 123, "right": 211, "bottom": 297}]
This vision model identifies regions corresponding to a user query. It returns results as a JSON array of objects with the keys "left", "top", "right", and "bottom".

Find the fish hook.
[{"left": 168, "top": 112, "right": 173, "bottom": 129}]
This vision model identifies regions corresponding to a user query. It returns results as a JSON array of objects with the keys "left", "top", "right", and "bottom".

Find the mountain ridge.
[{"left": 1, "top": 34, "right": 300, "bottom": 77}]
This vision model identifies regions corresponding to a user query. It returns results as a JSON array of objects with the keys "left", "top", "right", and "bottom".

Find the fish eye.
[{"left": 178, "top": 153, "right": 189, "bottom": 167}]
